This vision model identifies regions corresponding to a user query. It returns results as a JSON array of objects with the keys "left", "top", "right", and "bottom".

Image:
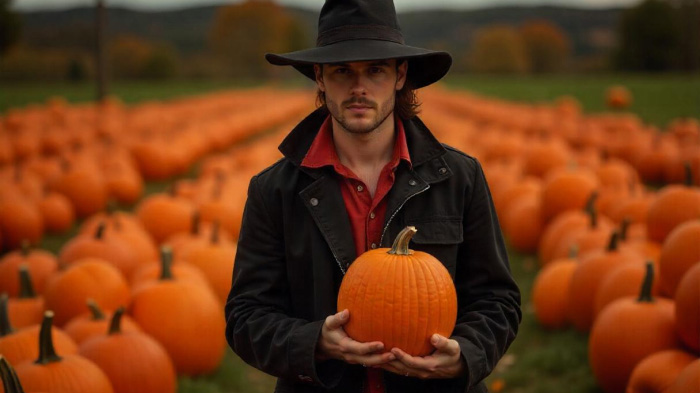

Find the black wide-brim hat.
[{"left": 265, "top": 0, "right": 452, "bottom": 89}]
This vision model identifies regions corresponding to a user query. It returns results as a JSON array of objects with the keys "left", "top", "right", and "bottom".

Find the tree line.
[{"left": 1, "top": 0, "right": 698, "bottom": 81}]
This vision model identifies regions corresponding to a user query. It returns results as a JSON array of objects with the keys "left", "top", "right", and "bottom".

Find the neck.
[{"left": 332, "top": 113, "right": 396, "bottom": 170}]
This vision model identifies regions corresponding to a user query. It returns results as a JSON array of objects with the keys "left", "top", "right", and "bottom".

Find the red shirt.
[{"left": 301, "top": 115, "right": 411, "bottom": 393}]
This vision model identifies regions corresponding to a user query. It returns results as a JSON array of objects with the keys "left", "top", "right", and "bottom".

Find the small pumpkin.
[
  {"left": 588, "top": 263, "right": 681, "bottom": 393},
  {"left": 79, "top": 307, "right": 177, "bottom": 393},
  {"left": 7, "top": 266, "right": 44, "bottom": 329},
  {"left": 63, "top": 300, "right": 140, "bottom": 346},
  {"left": 14, "top": 311, "right": 114, "bottom": 393},
  {"left": 337, "top": 226, "right": 457, "bottom": 356},
  {"left": 627, "top": 349, "right": 697, "bottom": 393}
]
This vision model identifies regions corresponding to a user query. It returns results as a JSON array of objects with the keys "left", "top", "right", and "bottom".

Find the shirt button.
[
  {"left": 439, "top": 167, "right": 447, "bottom": 174},
  {"left": 408, "top": 179, "right": 417, "bottom": 186},
  {"left": 357, "top": 185, "right": 364, "bottom": 192},
  {"left": 309, "top": 198, "right": 318, "bottom": 206},
  {"left": 369, "top": 212, "right": 376, "bottom": 219},
  {"left": 370, "top": 243, "right": 377, "bottom": 249}
]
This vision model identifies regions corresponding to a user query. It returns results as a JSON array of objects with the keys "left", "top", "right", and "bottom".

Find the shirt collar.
[{"left": 301, "top": 115, "right": 412, "bottom": 170}]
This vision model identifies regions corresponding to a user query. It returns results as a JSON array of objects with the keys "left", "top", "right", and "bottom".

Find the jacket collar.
[{"left": 278, "top": 107, "right": 447, "bottom": 171}]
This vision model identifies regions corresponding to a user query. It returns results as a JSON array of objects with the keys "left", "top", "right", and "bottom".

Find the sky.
[{"left": 13, "top": 0, "right": 641, "bottom": 12}]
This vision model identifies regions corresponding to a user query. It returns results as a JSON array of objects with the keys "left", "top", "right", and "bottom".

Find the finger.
[
  {"left": 390, "top": 348, "right": 434, "bottom": 370},
  {"left": 350, "top": 351, "right": 395, "bottom": 367},
  {"left": 324, "top": 309, "right": 349, "bottom": 330},
  {"left": 340, "top": 338, "right": 385, "bottom": 356},
  {"left": 431, "top": 334, "right": 461, "bottom": 356}
]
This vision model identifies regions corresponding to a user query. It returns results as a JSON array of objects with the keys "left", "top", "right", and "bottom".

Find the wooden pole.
[{"left": 96, "top": 0, "right": 108, "bottom": 102}]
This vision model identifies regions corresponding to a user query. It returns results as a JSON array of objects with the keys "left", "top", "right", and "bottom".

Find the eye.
[
  {"left": 369, "top": 67, "right": 384, "bottom": 74},
  {"left": 334, "top": 67, "right": 350, "bottom": 75}
]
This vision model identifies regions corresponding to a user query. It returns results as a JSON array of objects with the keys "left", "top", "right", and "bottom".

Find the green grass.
[
  {"left": 443, "top": 73, "right": 700, "bottom": 128},
  {"left": 0, "top": 79, "right": 262, "bottom": 113}
]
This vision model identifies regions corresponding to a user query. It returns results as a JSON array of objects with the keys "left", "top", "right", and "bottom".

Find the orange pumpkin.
[
  {"left": 129, "top": 246, "right": 210, "bottom": 292},
  {"left": 627, "top": 349, "right": 697, "bottom": 393},
  {"left": 675, "top": 262, "right": 700, "bottom": 353},
  {"left": 665, "top": 359, "right": 700, "bottom": 393},
  {"left": 63, "top": 300, "right": 141, "bottom": 346},
  {"left": 15, "top": 312, "right": 114, "bottom": 393},
  {"left": 567, "top": 231, "right": 644, "bottom": 333},
  {"left": 645, "top": 174, "right": 700, "bottom": 244},
  {"left": 178, "top": 222, "right": 236, "bottom": 303},
  {"left": 7, "top": 266, "right": 44, "bottom": 329},
  {"left": 135, "top": 192, "right": 194, "bottom": 244},
  {"left": 337, "top": 226, "right": 457, "bottom": 356},
  {"left": 129, "top": 257, "right": 225, "bottom": 376},
  {"left": 531, "top": 249, "right": 578, "bottom": 329},
  {"left": 43, "top": 259, "right": 131, "bottom": 327},
  {"left": 79, "top": 308, "right": 177, "bottom": 393},
  {"left": 658, "top": 220, "right": 700, "bottom": 297},
  {"left": 0, "top": 244, "right": 57, "bottom": 297},
  {"left": 0, "top": 296, "right": 78, "bottom": 367},
  {"left": 588, "top": 263, "right": 681, "bottom": 393},
  {"left": 58, "top": 223, "right": 139, "bottom": 279}
]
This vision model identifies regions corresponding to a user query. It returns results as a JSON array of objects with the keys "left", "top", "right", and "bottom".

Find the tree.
[
  {"left": 0, "top": 0, "right": 21, "bottom": 56},
  {"left": 520, "top": 20, "right": 571, "bottom": 73},
  {"left": 615, "top": 0, "right": 680, "bottom": 71},
  {"left": 469, "top": 25, "right": 529, "bottom": 74},
  {"left": 209, "top": 0, "right": 308, "bottom": 79}
]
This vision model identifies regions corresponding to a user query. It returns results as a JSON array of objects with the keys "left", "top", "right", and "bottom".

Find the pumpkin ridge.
[
  {"left": 407, "top": 254, "right": 421, "bottom": 355},
  {"left": 421, "top": 254, "right": 440, "bottom": 355}
]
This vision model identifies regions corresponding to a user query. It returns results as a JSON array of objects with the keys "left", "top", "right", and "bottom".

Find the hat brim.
[{"left": 265, "top": 40, "right": 452, "bottom": 89}]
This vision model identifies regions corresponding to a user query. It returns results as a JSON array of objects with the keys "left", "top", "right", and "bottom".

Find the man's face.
[{"left": 314, "top": 59, "right": 407, "bottom": 135}]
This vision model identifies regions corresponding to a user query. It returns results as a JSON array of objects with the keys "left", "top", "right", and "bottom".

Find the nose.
[{"left": 349, "top": 73, "right": 367, "bottom": 96}]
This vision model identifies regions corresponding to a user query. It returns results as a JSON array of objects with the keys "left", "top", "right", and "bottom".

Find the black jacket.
[{"left": 225, "top": 108, "right": 521, "bottom": 393}]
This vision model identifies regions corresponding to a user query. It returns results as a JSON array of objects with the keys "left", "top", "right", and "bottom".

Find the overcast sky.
[{"left": 13, "top": 0, "right": 641, "bottom": 12}]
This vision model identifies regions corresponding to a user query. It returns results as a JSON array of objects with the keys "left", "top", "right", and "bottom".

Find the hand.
[
  {"left": 378, "top": 334, "right": 466, "bottom": 379},
  {"left": 316, "top": 309, "right": 396, "bottom": 367}
]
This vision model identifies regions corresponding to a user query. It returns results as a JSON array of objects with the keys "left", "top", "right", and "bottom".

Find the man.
[{"left": 225, "top": 0, "right": 521, "bottom": 392}]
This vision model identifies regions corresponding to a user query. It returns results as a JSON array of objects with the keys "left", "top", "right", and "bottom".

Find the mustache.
[{"left": 343, "top": 97, "right": 376, "bottom": 108}]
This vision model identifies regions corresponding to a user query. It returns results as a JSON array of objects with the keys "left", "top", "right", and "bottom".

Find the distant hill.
[{"left": 17, "top": 5, "right": 621, "bottom": 57}]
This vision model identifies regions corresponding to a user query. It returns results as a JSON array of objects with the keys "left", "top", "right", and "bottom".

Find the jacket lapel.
[{"left": 299, "top": 172, "right": 357, "bottom": 274}]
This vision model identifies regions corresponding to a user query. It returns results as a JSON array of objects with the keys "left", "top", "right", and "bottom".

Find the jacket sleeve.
[
  {"left": 224, "top": 174, "right": 344, "bottom": 389},
  {"left": 452, "top": 157, "right": 522, "bottom": 389}
]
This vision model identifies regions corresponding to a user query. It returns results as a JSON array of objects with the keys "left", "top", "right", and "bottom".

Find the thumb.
[
  {"left": 324, "top": 309, "right": 349, "bottom": 330},
  {"left": 431, "top": 334, "right": 458, "bottom": 355}
]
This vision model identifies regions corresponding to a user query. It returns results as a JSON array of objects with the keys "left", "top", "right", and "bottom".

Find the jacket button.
[
  {"left": 310, "top": 198, "right": 319, "bottom": 206},
  {"left": 408, "top": 179, "right": 417, "bottom": 186},
  {"left": 439, "top": 167, "right": 447, "bottom": 174}
]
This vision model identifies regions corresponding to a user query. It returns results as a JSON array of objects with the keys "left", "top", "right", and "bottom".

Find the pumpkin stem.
[
  {"left": 20, "top": 240, "right": 30, "bottom": 257},
  {"left": 159, "top": 246, "right": 174, "bottom": 281},
  {"left": 606, "top": 231, "right": 619, "bottom": 252},
  {"left": 584, "top": 191, "right": 599, "bottom": 227},
  {"left": 567, "top": 245, "right": 579, "bottom": 259},
  {"left": 191, "top": 211, "right": 201, "bottom": 236},
  {"left": 211, "top": 220, "right": 220, "bottom": 245},
  {"left": 0, "top": 356, "right": 26, "bottom": 393},
  {"left": 683, "top": 162, "right": 693, "bottom": 187},
  {"left": 35, "top": 311, "right": 62, "bottom": 365},
  {"left": 619, "top": 218, "right": 630, "bottom": 242},
  {"left": 388, "top": 226, "right": 417, "bottom": 255},
  {"left": 87, "top": 299, "right": 106, "bottom": 321},
  {"left": 17, "top": 265, "right": 36, "bottom": 299},
  {"left": 0, "top": 294, "right": 15, "bottom": 337},
  {"left": 108, "top": 307, "right": 125, "bottom": 335},
  {"left": 95, "top": 221, "right": 106, "bottom": 240},
  {"left": 638, "top": 262, "right": 655, "bottom": 303}
]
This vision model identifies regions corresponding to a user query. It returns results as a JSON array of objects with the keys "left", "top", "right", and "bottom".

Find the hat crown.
[{"left": 317, "top": 0, "right": 404, "bottom": 46}]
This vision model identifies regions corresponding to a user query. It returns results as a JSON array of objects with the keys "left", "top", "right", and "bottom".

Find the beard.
[{"left": 325, "top": 95, "right": 395, "bottom": 135}]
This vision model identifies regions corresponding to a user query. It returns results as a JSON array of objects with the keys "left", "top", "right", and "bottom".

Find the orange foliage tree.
[
  {"left": 468, "top": 25, "right": 529, "bottom": 74},
  {"left": 209, "top": 0, "right": 308, "bottom": 78},
  {"left": 520, "top": 20, "right": 571, "bottom": 73}
]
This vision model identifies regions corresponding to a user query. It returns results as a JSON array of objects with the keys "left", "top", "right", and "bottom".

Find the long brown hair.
[{"left": 315, "top": 60, "right": 421, "bottom": 120}]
